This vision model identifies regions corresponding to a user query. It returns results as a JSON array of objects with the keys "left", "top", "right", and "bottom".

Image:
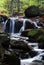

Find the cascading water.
[
  {"left": 32, "top": 19, "right": 41, "bottom": 28},
  {"left": 10, "top": 18, "right": 16, "bottom": 34},
  {"left": 5, "top": 17, "right": 27, "bottom": 34},
  {"left": 5, "top": 17, "right": 41, "bottom": 41},
  {"left": 5, "top": 17, "right": 18, "bottom": 34},
  {"left": 1, "top": 17, "right": 44, "bottom": 65},
  {"left": 19, "top": 19, "right": 26, "bottom": 33},
  {"left": 5, "top": 17, "right": 41, "bottom": 34}
]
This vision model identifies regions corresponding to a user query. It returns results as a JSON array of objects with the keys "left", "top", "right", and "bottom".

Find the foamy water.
[
  {"left": 20, "top": 53, "right": 44, "bottom": 65},
  {"left": 9, "top": 33, "right": 44, "bottom": 65}
]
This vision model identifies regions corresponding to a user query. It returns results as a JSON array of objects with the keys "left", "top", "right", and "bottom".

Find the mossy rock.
[
  {"left": 10, "top": 40, "right": 38, "bottom": 58},
  {"left": 0, "top": 33, "right": 10, "bottom": 43},
  {"left": 37, "top": 34, "right": 44, "bottom": 43},
  {"left": 10, "top": 40, "right": 32, "bottom": 52},
  {"left": 21, "top": 29, "right": 39, "bottom": 37},
  {"left": 21, "top": 29, "right": 44, "bottom": 42},
  {"left": 37, "top": 34, "right": 44, "bottom": 49}
]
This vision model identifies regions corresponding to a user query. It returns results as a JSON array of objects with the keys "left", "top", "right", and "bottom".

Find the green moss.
[
  {"left": 28, "top": 29, "right": 38, "bottom": 36},
  {"left": 21, "top": 29, "right": 44, "bottom": 42},
  {"left": 0, "top": 33, "right": 9, "bottom": 43},
  {"left": 37, "top": 34, "right": 44, "bottom": 42}
]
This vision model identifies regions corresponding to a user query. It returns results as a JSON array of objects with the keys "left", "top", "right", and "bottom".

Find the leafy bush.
[{"left": 24, "top": 5, "right": 40, "bottom": 18}]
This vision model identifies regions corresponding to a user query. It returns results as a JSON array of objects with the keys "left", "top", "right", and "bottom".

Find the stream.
[{"left": 10, "top": 33, "right": 44, "bottom": 65}]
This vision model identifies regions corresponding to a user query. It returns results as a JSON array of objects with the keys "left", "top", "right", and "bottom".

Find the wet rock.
[
  {"left": 0, "top": 33, "right": 10, "bottom": 62},
  {"left": 15, "top": 20, "right": 23, "bottom": 33},
  {"left": 2, "top": 53, "right": 20, "bottom": 65},
  {"left": 21, "top": 29, "right": 44, "bottom": 43},
  {"left": 38, "top": 42, "right": 44, "bottom": 49},
  {"left": 0, "top": 15, "right": 8, "bottom": 23},
  {"left": 0, "top": 33, "right": 10, "bottom": 51},
  {"left": 0, "top": 33, "right": 10, "bottom": 43},
  {"left": 25, "top": 21, "right": 36, "bottom": 29},
  {"left": 10, "top": 41, "right": 32, "bottom": 52},
  {"left": 37, "top": 31, "right": 44, "bottom": 49},
  {"left": 10, "top": 40, "right": 38, "bottom": 58},
  {"left": 21, "top": 29, "right": 39, "bottom": 42}
]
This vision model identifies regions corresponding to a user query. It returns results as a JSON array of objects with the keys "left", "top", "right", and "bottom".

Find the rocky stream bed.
[{"left": 0, "top": 28, "right": 44, "bottom": 65}]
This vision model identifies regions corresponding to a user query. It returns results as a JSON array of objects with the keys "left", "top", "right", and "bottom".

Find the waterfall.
[
  {"left": 5, "top": 17, "right": 27, "bottom": 34},
  {"left": 12, "top": 19, "right": 15, "bottom": 33},
  {"left": 32, "top": 19, "right": 41, "bottom": 28},
  {"left": 5, "top": 17, "right": 41, "bottom": 34},
  {"left": 10, "top": 18, "right": 16, "bottom": 34},
  {"left": 5, "top": 17, "right": 19, "bottom": 34},
  {"left": 4, "top": 20, "right": 8, "bottom": 30},
  {"left": 19, "top": 19, "right": 26, "bottom": 33}
]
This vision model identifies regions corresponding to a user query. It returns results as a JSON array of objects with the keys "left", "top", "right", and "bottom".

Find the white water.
[
  {"left": 10, "top": 18, "right": 16, "bottom": 33},
  {"left": 21, "top": 52, "right": 44, "bottom": 65},
  {"left": 10, "top": 33, "right": 44, "bottom": 65},
  {"left": 10, "top": 33, "right": 28, "bottom": 41},
  {"left": 19, "top": 19, "right": 26, "bottom": 33},
  {"left": 5, "top": 17, "right": 42, "bottom": 34},
  {"left": 7, "top": 17, "right": 26, "bottom": 33},
  {"left": 3, "top": 17, "right": 44, "bottom": 65}
]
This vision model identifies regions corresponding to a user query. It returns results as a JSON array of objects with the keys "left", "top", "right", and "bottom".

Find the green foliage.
[
  {"left": 24, "top": 5, "right": 40, "bottom": 18},
  {"left": 0, "top": 0, "right": 5, "bottom": 11},
  {"left": 0, "top": 0, "right": 44, "bottom": 16}
]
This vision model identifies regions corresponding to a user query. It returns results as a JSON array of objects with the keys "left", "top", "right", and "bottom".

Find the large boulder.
[
  {"left": 37, "top": 34, "right": 44, "bottom": 49},
  {"left": 10, "top": 40, "right": 38, "bottom": 58},
  {"left": 25, "top": 21, "right": 36, "bottom": 29},
  {"left": 0, "top": 33, "right": 10, "bottom": 60},
  {"left": 15, "top": 20, "right": 23, "bottom": 33},
  {"left": 21, "top": 29, "right": 44, "bottom": 49},
  {"left": 21, "top": 29, "right": 40, "bottom": 42},
  {"left": 0, "top": 33, "right": 10, "bottom": 44},
  {"left": 2, "top": 53, "right": 20, "bottom": 65},
  {"left": 0, "top": 33, "right": 10, "bottom": 51}
]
